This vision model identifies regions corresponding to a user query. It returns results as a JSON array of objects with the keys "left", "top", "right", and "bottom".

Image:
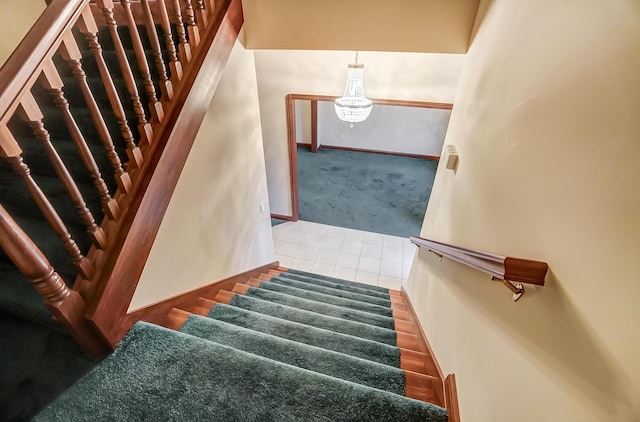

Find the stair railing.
[
  {"left": 0, "top": 0, "right": 242, "bottom": 351},
  {"left": 0, "top": 203, "right": 106, "bottom": 354},
  {"left": 410, "top": 236, "right": 548, "bottom": 301}
]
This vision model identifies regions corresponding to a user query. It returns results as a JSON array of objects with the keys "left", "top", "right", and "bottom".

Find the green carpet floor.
[
  {"left": 297, "top": 146, "right": 438, "bottom": 237},
  {"left": 36, "top": 269, "right": 447, "bottom": 421}
]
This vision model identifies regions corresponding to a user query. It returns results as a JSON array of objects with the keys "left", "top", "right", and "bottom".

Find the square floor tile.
[
  {"left": 304, "top": 233, "right": 326, "bottom": 248},
  {"left": 344, "top": 229, "right": 365, "bottom": 242},
  {"left": 361, "top": 243, "right": 383, "bottom": 260},
  {"left": 403, "top": 264, "right": 413, "bottom": 280},
  {"left": 403, "top": 251, "right": 415, "bottom": 268},
  {"left": 273, "top": 240, "right": 283, "bottom": 253},
  {"left": 307, "top": 223, "right": 329, "bottom": 235},
  {"left": 296, "top": 244, "right": 320, "bottom": 261},
  {"left": 278, "top": 241, "right": 300, "bottom": 258},
  {"left": 383, "top": 235, "right": 404, "bottom": 250},
  {"left": 275, "top": 254, "right": 294, "bottom": 268},
  {"left": 321, "top": 236, "right": 344, "bottom": 251},
  {"left": 272, "top": 227, "right": 289, "bottom": 241},
  {"left": 382, "top": 247, "right": 403, "bottom": 263},
  {"left": 380, "top": 260, "right": 403, "bottom": 278},
  {"left": 336, "top": 253, "right": 360, "bottom": 270},
  {"left": 363, "top": 232, "right": 384, "bottom": 245},
  {"left": 358, "top": 257, "right": 381, "bottom": 274},
  {"left": 289, "top": 221, "right": 313, "bottom": 233},
  {"left": 325, "top": 226, "right": 347, "bottom": 239},
  {"left": 316, "top": 249, "right": 340, "bottom": 265},
  {"left": 378, "top": 275, "right": 402, "bottom": 290},
  {"left": 284, "top": 230, "right": 307, "bottom": 243},
  {"left": 341, "top": 240, "right": 363, "bottom": 255},
  {"left": 291, "top": 258, "right": 315, "bottom": 271},
  {"left": 333, "top": 267, "right": 357, "bottom": 281},
  {"left": 355, "top": 271, "right": 379, "bottom": 285},
  {"left": 312, "top": 262, "right": 335, "bottom": 277}
]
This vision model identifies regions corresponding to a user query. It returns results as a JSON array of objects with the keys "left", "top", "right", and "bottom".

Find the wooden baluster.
[
  {"left": 18, "top": 92, "right": 107, "bottom": 250},
  {"left": 0, "top": 203, "right": 106, "bottom": 356},
  {"left": 140, "top": 0, "right": 174, "bottom": 100},
  {"left": 156, "top": 0, "right": 183, "bottom": 81},
  {"left": 76, "top": 6, "right": 144, "bottom": 169},
  {"left": 183, "top": 0, "right": 201, "bottom": 47},
  {"left": 95, "top": 0, "right": 154, "bottom": 146},
  {"left": 195, "top": 0, "right": 208, "bottom": 28},
  {"left": 59, "top": 34, "right": 132, "bottom": 197},
  {"left": 40, "top": 61, "right": 121, "bottom": 222},
  {"left": 171, "top": 0, "right": 192, "bottom": 63},
  {"left": 120, "top": 0, "right": 164, "bottom": 122},
  {"left": 0, "top": 125, "right": 94, "bottom": 280}
]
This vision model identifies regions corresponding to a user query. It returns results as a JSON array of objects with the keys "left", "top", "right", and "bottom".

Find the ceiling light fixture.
[{"left": 334, "top": 52, "right": 373, "bottom": 125}]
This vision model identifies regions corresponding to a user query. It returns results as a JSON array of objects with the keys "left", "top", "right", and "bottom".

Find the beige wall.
[
  {"left": 129, "top": 40, "right": 274, "bottom": 310},
  {"left": 242, "top": 0, "right": 480, "bottom": 54},
  {"left": 407, "top": 0, "right": 640, "bottom": 421},
  {"left": 255, "top": 50, "right": 465, "bottom": 216},
  {"left": 0, "top": 0, "right": 46, "bottom": 66}
]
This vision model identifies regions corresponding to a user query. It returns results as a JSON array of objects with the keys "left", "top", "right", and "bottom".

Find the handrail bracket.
[{"left": 492, "top": 276, "right": 524, "bottom": 302}]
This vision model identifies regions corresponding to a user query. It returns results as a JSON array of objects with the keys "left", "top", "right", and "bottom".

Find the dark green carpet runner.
[{"left": 37, "top": 270, "right": 447, "bottom": 421}]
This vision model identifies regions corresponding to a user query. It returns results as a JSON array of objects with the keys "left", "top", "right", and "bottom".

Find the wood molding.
[
  {"left": 401, "top": 286, "right": 444, "bottom": 381},
  {"left": 320, "top": 145, "right": 440, "bottom": 161},
  {"left": 122, "top": 261, "right": 278, "bottom": 332},
  {"left": 270, "top": 213, "right": 294, "bottom": 221},
  {"left": 444, "top": 374, "right": 461, "bottom": 422},
  {"left": 86, "top": 0, "right": 244, "bottom": 348},
  {"left": 285, "top": 94, "right": 299, "bottom": 221},
  {"left": 310, "top": 100, "right": 318, "bottom": 153},
  {"left": 286, "top": 94, "right": 453, "bottom": 110}
]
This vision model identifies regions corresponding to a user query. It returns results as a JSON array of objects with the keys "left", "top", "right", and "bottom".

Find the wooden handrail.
[
  {"left": 0, "top": 0, "right": 88, "bottom": 125},
  {"left": 410, "top": 236, "right": 548, "bottom": 301}
]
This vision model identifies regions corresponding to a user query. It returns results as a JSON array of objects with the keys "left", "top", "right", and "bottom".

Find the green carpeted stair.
[{"left": 36, "top": 269, "right": 447, "bottom": 421}]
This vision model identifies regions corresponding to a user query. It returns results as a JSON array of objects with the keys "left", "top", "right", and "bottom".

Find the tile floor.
[{"left": 272, "top": 220, "right": 417, "bottom": 290}]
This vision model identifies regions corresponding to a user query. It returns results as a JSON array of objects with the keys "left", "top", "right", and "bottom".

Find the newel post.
[{"left": 0, "top": 204, "right": 108, "bottom": 355}]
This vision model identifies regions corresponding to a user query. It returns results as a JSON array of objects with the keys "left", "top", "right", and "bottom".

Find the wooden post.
[
  {"left": 311, "top": 100, "right": 319, "bottom": 153},
  {"left": 76, "top": 5, "right": 144, "bottom": 169},
  {"left": 40, "top": 60, "right": 123, "bottom": 220},
  {"left": 0, "top": 203, "right": 107, "bottom": 356},
  {"left": 95, "top": 0, "right": 155, "bottom": 145},
  {"left": 120, "top": 0, "right": 164, "bottom": 122},
  {"left": 171, "top": 0, "right": 192, "bottom": 63},
  {"left": 156, "top": 0, "right": 183, "bottom": 81},
  {"left": 141, "top": 0, "right": 174, "bottom": 100},
  {"left": 18, "top": 92, "right": 108, "bottom": 250}
]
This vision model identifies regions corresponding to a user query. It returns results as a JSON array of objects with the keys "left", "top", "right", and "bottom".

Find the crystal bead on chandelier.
[{"left": 334, "top": 52, "right": 373, "bottom": 124}]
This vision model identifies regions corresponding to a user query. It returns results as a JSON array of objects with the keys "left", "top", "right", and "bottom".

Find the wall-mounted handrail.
[{"left": 410, "top": 236, "right": 548, "bottom": 301}]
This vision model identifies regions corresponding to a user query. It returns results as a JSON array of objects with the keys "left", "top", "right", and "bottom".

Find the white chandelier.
[{"left": 334, "top": 52, "right": 373, "bottom": 124}]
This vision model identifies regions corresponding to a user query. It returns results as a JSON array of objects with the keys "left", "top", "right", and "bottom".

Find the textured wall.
[
  {"left": 130, "top": 40, "right": 274, "bottom": 310},
  {"left": 407, "top": 0, "right": 640, "bottom": 420},
  {"left": 0, "top": 0, "right": 46, "bottom": 65}
]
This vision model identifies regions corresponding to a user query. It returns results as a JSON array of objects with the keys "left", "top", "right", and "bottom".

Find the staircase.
[
  {"left": 35, "top": 268, "right": 448, "bottom": 421},
  {"left": 0, "top": 0, "right": 242, "bottom": 419}
]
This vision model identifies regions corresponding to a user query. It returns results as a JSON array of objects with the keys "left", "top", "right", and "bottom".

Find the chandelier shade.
[{"left": 335, "top": 56, "right": 373, "bottom": 123}]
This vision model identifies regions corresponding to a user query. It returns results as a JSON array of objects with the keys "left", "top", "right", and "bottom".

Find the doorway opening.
[{"left": 283, "top": 94, "right": 452, "bottom": 237}]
